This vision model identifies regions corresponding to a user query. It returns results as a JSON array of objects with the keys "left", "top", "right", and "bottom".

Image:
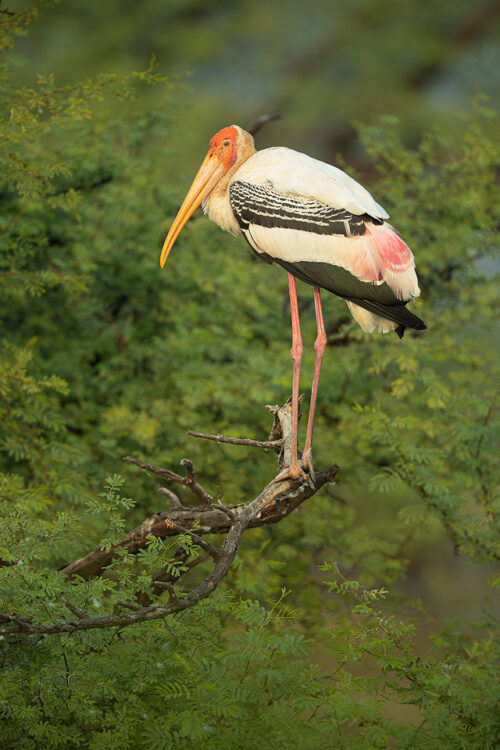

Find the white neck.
[{"left": 203, "top": 126, "right": 256, "bottom": 236}]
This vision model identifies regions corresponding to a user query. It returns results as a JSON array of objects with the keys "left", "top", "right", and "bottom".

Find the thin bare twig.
[
  {"left": 179, "top": 458, "right": 212, "bottom": 505},
  {"left": 211, "top": 503, "right": 237, "bottom": 521},
  {"left": 187, "top": 430, "right": 282, "bottom": 451},
  {"left": 158, "top": 486, "right": 185, "bottom": 510},
  {"left": 123, "top": 456, "right": 212, "bottom": 505},
  {"left": 153, "top": 582, "right": 178, "bottom": 601},
  {"left": 115, "top": 600, "right": 142, "bottom": 612},
  {"left": 0, "top": 612, "right": 32, "bottom": 626},
  {"left": 164, "top": 520, "right": 222, "bottom": 561},
  {"left": 61, "top": 597, "right": 87, "bottom": 620},
  {"left": 123, "top": 456, "right": 184, "bottom": 483}
]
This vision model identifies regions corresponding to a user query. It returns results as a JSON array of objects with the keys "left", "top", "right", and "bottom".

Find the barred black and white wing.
[{"left": 228, "top": 147, "right": 425, "bottom": 335}]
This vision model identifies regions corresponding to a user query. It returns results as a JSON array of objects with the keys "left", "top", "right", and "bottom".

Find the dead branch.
[
  {"left": 157, "top": 486, "right": 185, "bottom": 510},
  {"left": 187, "top": 430, "right": 282, "bottom": 452},
  {"left": 123, "top": 455, "right": 213, "bottom": 505},
  {"left": 163, "top": 520, "right": 223, "bottom": 561},
  {"left": 136, "top": 552, "right": 210, "bottom": 607},
  {"left": 61, "top": 597, "right": 87, "bottom": 620},
  {"left": 0, "top": 402, "right": 339, "bottom": 637}
]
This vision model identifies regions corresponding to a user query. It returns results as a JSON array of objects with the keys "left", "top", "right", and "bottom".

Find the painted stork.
[{"left": 160, "top": 125, "right": 426, "bottom": 481}]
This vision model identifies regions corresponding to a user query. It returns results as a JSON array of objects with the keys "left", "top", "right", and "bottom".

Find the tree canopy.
[{"left": 0, "top": 2, "right": 499, "bottom": 747}]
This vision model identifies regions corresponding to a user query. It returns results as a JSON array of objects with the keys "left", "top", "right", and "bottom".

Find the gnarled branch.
[{"left": 0, "top": 402, "right": 339, "bottom": 637}]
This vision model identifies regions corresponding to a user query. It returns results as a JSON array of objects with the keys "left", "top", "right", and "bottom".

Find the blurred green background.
[
  {"left": 1, "top": 1, "right": 499, "bottom": 746},
  {"left": 12, "top": 0, "right": 500, "bottom": 167},
  {"left": 6, "top": 0, "right": 498, "bottom": 610}
]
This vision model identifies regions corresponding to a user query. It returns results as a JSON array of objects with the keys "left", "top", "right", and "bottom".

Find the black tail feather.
[
  {"left": 345, "top": 296, "right": 427, "bottom": 334},
  {"left": 266, "top": 257, "right": 427, "bottom": 336}
]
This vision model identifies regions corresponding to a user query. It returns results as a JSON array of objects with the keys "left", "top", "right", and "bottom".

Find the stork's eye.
[{"left": 223, "top": 140, "right": 231, "bottom": 147}]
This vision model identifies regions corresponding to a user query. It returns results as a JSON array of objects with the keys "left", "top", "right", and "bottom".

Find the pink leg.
[
  {"left": 302, "top": 287, "right": 327, "bottom": 478},
  {"left": 275, "top": 274, "right": 309, "bottom": 483},
  {"left": 287, "top": 273, "right": 303, "bottom": 476}
]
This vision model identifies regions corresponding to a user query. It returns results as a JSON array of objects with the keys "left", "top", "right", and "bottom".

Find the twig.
[
  {"left": 153, "top": 582, "right": 179, "bottom": 601},
  {"left": 0, "top": 612, "right": 32, "bottom": 626},
  {"left": 124, "top": 456, "right": 212, "bottom": 506},
  {"left": 179, "top": 458, "right": 212, "bottom": 505},
  {"left": 164, "top": 520, "right": 222, "bottom": 561},
  {"left": 211, "top": 503, "right": 237, "bottom": 521},
  {"left": 157, "top": 486, "right": 185, "bottom": 510},
  {"left": 61, "top": 597, "right": 87, "bottom": 620},
  {"left": 123, "top": 456, "right": 185, "bottom": 483},
  {"left": 115, "top": 600, "right": 142, "bottom": 612},
  {"left": 187, "top": 430, "right": 282, "bottom": 451}
]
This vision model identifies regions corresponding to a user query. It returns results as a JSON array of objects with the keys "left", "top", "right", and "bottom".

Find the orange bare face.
[
  {"left": 160, "top": 126, "right": 238, "bottom": 268},
  {"left": 208, "top": 126, "right": 238, "bottom": 171}
]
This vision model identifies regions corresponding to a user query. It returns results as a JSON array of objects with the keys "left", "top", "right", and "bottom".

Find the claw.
[
  {"left": 301, "top": 450, "right": 316, "bottom": 484},
  {"left": 273, "top": 460, "right": 315, "bottom": 489}
]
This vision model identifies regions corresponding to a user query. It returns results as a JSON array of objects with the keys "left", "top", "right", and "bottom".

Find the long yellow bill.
[{"left": 160, "top": 152, "right": 225, "bottom": 268}]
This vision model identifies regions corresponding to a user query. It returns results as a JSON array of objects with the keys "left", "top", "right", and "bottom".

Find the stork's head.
[
  {"left": 160, "top": 125, "right": 254, "bottom": 267},
  {"left": 208, "top": 126, "right": 239, "bottom": 171}
]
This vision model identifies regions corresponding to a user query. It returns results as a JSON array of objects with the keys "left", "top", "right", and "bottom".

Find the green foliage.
[
  {"left": 320, "top": 562, "right": 500, "bottom": 748},
  {"left": 1, "top": 5, "right": 499, "bottom": 749}
]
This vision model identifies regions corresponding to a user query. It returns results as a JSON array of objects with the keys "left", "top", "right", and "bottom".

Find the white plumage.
[
  {"left": 163, "top": 123, "right": 425, "bottom": 336},
  {"left": 231, "top": 146, "right": 389, "bottom": 220},
  {"left": 203, "top": 135, "right": 420, "bottom": 327},
  {"left": 160, "top": 124, "right": 426, "bottom": 480}
]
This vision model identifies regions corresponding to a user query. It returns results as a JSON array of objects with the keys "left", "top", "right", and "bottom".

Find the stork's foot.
[
  {"left": 301, "top": 449, "right": 316, "bottom": 484},
  {"left": 274, "top": 460, "right": 315, "bottom": 488}
]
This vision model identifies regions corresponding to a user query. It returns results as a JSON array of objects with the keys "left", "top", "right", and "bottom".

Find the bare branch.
[
  {"left": 124, "top": 455, "right": 212, "bottom": 505},
  {"left": 0, "top": 612, "right": 32, "bottom": 626},
  {"left": 179, "top": 458, "right": 212, "bottom": 505},
  {"left": 187, "top": 430, "right": 282, "bottom": 451},
  {"left": 2, "top": 403, "right": 340, "bottom": 637},
  {"left": 123, "top": 456, "right": 184, "bottom": 483},
  {"left": 211, "top": 503, "right": 237, "bottom": 521},
  {"left": 115, "top": 600, "right": 142, "bottom": 612},
  {"left": 157, "top": 486, "right": 185, "bottom": 510},
  {"left": 1, "top": 465, "right": 340, "bottom": 637},
  {"left": 163, "top": 519, "right": 222, "bottom": 560},
  {"left": 60, "top": 467, "right": 339, "bottom": 582},
  {"left": 61, "top": 597, "right": 87, "bottom": 620}
]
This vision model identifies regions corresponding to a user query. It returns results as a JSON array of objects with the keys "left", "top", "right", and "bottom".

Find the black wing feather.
[
  {"left": 229, "top": 180, "right": 426, "bottom": 335},
  {"left": 230, "top": 180, "right": 377, "bottom": 236}
]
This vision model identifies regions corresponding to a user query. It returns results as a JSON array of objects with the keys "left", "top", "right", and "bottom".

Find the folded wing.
[{"left": 228, "top": 149, "right": 425, "bottom": 335}]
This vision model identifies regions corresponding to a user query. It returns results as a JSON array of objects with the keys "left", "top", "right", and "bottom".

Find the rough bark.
[{"left": 0, "top": 402, "right": 339, "bottom": 637}]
